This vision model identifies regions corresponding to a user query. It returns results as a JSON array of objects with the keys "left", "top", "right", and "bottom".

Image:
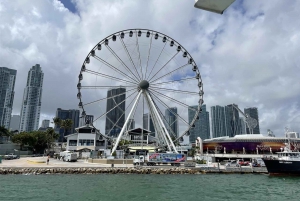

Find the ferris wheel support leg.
[
  {"left": 111, "top": 91, "right": 142, "bottom": 156},
  {"left": 145, "top": 95, "right": 169, "bottom": 148},
  {"left": 144, "top": 91, "right": 178, "bottom": 153}
]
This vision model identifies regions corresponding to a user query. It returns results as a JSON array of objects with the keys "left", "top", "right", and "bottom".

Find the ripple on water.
[{"left": 0, "top": 174, "right": 299, "bottom": 201}]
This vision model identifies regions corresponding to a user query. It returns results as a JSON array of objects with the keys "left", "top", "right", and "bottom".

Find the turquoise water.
[{"left": 0, "top": 174, "right": 299, "bottom": 201}]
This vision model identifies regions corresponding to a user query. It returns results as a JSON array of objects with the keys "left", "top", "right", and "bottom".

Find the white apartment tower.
[
  {"left": 19, "top": 64, "right": 44, "bottom": 132},
  {"left": 0, "top": 67, "right": 17, "bottom": 129}
]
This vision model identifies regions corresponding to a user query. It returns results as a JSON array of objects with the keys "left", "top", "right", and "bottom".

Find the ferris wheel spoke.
[
  {"left": 135, "top": 31, "right": 143, "bottom": 80},
  {"left": 106, "top": 45, "right": 140, "bottom": 83},
  {"left": 150, "top": 88, "right": 198, "bottom": 112},
  {"left": 151, "top": 77, "right": 196, "bottom": 86},
  {"left": 150, "top": 86, "right": 199, "bottom": 95},
  {"left": 119, "top": 36, "right": 142, "bottom": 81},
  {"left": 83, "top": 88, "right": 136, "bottom": 106},
  {"left": 148, "top": 90, "right": 191, "bottom": 126},
  {"left": 146, "top": 42, "right": 167, "bottom": 80},
  {"left": 80, "top": 85, "right": 136, "bottom": 89},
  {"left": 148, "top": 51, "right": 179, "bottom": 83},
  {"left": 145, "top": 32, "right": 153, "bottom": 80},
  {"left": 93, "top": 55, "right": 138, "bottom": 84},
  {"left": 150, "top": 63, "right": 189, "bottom": 84},
  {"left": 85, "top": 69, "right": 136, "bottom": 85},
  {"left": 93, "top": 90, "right": 138, "bottom": 123}
]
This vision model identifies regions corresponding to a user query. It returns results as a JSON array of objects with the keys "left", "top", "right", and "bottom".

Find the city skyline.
[{"left": 1, "top": 1, "right": 300, "bottom": 136}]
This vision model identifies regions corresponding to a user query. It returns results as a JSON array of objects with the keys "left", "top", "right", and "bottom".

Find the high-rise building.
[
  {"left": 239, "top": 117, "right": 246, "bottom": 134},
  {"left": 10, "top": 115, "right": 20, "bottom": 131},
  {"left": 165, "top": 107, "right": 178, "bottom": 137},
  {"left": 41, "top": 120, "right": 50, "bottom": 128},
  {"left": 143, "top": 113, "right": 155, "bottom": 137},
  {"left": 188, "top": 105, "right": 210, "bottom": 143},
  {"left": 19, "top": 64, "right": 44, "bottom": 132},
  {"left": 56, "top": 108, "right": 80, "bottom": 142},
  {"left": 211, "top": 105, "right": 227, "bottom": 138},
  {"left": 0, "top": 67, "right": 17, "bottom": 129},
  {"left": 224, "top": 104, "right": 240, "bottom": 137},
  {"left": 244, "top": 107, "right": 260, "bottom": 134},
  {"left": 105, "top": 87, "right": 126, "bottom": 137},
  {"left": 127, "top": 119, "right": 135, "bottom": 130},
  {"left": 79, "top": 115, "right": 94, "bottom": 126}
]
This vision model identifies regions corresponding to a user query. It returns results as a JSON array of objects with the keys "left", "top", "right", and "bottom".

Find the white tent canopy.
[{"left": 194, "top": 0, "right": 235, "bottom": 14}]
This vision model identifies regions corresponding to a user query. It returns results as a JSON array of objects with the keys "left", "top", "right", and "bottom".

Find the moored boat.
[{"left": 263, "top": 130, "right": 300, "bottom": 175}]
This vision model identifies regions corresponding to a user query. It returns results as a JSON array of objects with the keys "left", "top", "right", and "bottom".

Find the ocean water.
[{"left": 0, "top": 174, "right": 299, "bottom": 201}]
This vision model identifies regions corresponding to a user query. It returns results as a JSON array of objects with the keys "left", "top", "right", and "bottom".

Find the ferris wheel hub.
[{"left": 139, "top": 80, "right": 150, "bottom": 89}]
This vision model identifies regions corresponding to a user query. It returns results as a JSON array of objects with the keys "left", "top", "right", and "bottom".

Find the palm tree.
[
  {"left": 60, "top": 119, "right": 73, "bottom": 137},
  {"left": 52, "top": 117, "right": 62, "bottom": 129},
  {"left": 0, "top": 126, "right": 10, "bottom": 137},
  {"left": 45, "top": 128, "right": 59, "bottom": 150},
  {"left": 0, "top": 126, "right": 11, "bottom": 142}
]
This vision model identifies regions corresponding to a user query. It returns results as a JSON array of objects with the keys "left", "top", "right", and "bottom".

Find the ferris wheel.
[{"left": 77, "top": 29, "right": 204, "bottom": 154}]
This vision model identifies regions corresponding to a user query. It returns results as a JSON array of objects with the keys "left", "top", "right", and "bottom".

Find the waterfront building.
[
  {"left": 211, "top": 105, "right": 227, "bottom": 138},
  {"left": 188, "top": 105, "right": 210, "bottom": 143},
  {"left": 65, "top": 124, "right": 107, "bottom": 157},
  {"left": 19, "top": 64, "right": 44, "bottom": 132},
  {"left": 0, "top": 67, "right": 17, "bottom": 129},
  {"left": 143, "top": 113, "right": 155, "bottom": 137},
  {"left": 165, "top": 107, "right": 179, "bottom": 137},
  {"left": 79, "top": 115, "right": 94, "bottom": 127},
  {"left": 55, "top": 108, "right": 80, "bottom": 142},
  {"left": 224, "top": 104, "right": 241, "bottom": 137},
  {"left": 244, "top": 107, "right": 260, "bottom": 134},
  {"left": 9, "top": 115, "right": 20, "bottom": 131},
  {"left": 105, "top": 87, "right": 126, "bottom": 137},
  {"left": 41, "top": 119, "right": 50, "bottom": 128}
]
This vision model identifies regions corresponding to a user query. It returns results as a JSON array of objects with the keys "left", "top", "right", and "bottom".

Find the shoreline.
[{"left": 0, "top": 167, "right": 268, "bottom": 175}]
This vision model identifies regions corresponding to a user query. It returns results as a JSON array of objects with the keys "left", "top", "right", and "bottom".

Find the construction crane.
[{"left": 231, "top": 104, "right": 258, "bottom": 134}]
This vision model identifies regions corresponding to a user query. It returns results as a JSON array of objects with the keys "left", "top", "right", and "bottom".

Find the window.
[
  {"left": 79, "top": 139, "right": 94, "bottom": 146},
  {"left": 69, "top": 140, "right": 77, "bottom": 146}
]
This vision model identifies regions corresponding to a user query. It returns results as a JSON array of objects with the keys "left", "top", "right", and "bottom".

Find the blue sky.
[{"left": 58, "top": 0, "right": 77, "bottom": 13}]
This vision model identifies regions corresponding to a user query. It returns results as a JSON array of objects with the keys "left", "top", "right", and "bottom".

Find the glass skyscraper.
[
  {"left": 0, "top": 67, "right": 17, "bottom": 129},
  {"left": 225, "top": 104, "right": 241, "bottom": 137},
  {"left": 244, "top": 107, "right": 260, "bottom": 134},
  {"left": 188, "top": 104, "right": 210, "bottom": 143},
  {"left": 211, "top": 105, "right": 227, "bottom": 138},
  {"left": 105, "top": 87, "right": 126, "bottom": 137},
  {"left": 143, "top": 113, "right": 155, "bottom": 137},
  {"left": 165, "top": 107, "right": 178, "bottom": 137},
  {"left": 19, "top": 64, "right": 44, "bottom": 132}
]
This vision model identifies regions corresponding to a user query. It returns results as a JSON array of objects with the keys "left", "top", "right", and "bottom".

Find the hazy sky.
[{"left": 0, "top": 0, "right": 299, "bottom": 137}]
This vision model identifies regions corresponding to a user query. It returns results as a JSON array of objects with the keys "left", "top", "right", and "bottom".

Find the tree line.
[{"left": 0, "top": 117, "right": 73, "bottom": 154}]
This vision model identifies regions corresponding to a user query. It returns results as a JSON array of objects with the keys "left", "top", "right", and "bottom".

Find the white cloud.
[{"left": 0, "top": 0, "right": 299, "bottom": 137}]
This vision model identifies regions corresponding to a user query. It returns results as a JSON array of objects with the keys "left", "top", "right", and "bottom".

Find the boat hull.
[{"left": 262, "top": 159, "right": 300, "bottom": 175}]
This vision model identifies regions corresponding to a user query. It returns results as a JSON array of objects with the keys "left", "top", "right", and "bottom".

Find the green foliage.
[
  {"left": 11, "top": 129, "right": 59, "bottom": 153},
  {"left": 112, "top": 151, "right": 116, "bottom": 157},
  {"left": 0, "top": 126, "right": 10, "bottom": 137},
  {"left": 60, "top": 119, "right": 73, "bottom": 135},
  {"left": 196, "top": 159, "right": 207, "bottom": 164},
  {"left": 53, "top": 117, "right": 62, "bottom": 128}
]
